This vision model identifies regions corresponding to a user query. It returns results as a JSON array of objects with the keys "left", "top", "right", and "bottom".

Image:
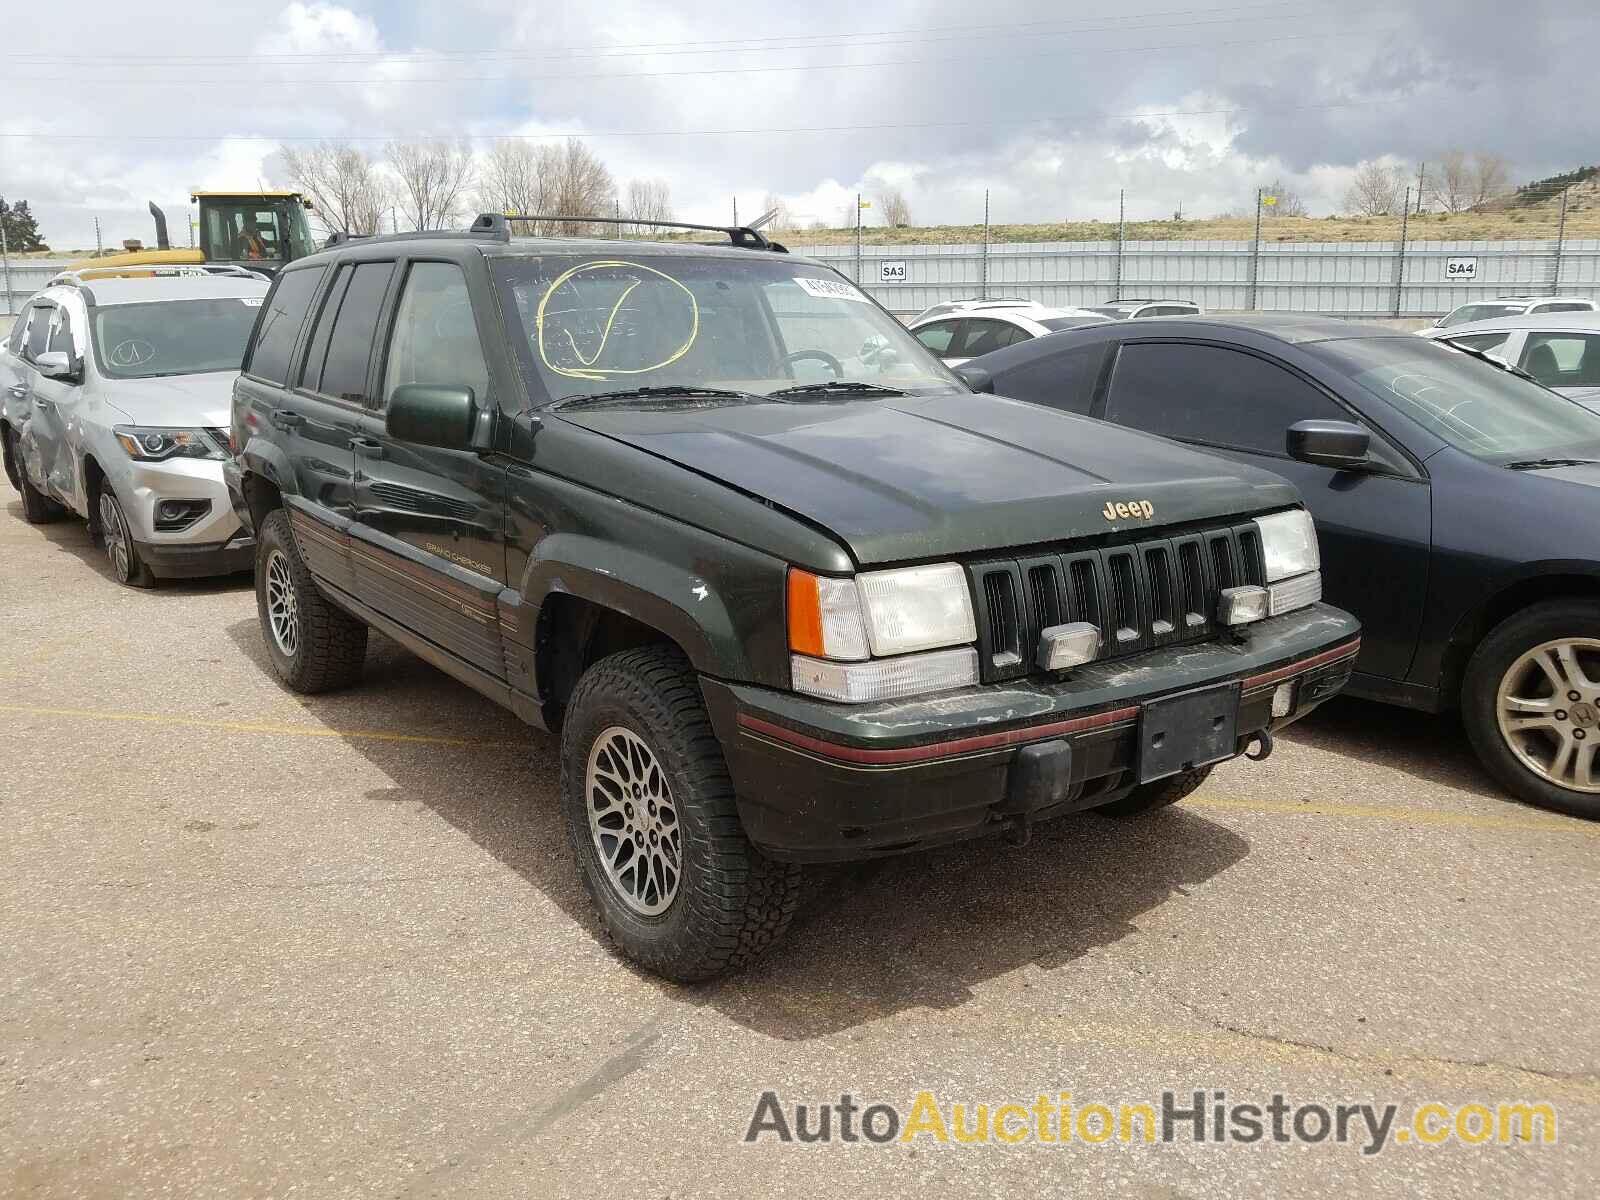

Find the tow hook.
[
  {"left": 1002, "top": 811, "right": 1033, "bottom": 847},
  {"left": 1245, "top": 730, "right": 1275, "bottom": 762}
]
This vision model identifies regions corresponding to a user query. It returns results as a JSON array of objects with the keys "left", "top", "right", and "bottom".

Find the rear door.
[
  {"left": 235, "top": 264, "right": 353, "bottom": 585},
  {"left": 350, "top": 258, "right": 510, "bottom": 679},
  {"left": 1098, "top": 339, "right": 1432, "bottom": 685},
  {"left": 15, "top": 300, "right": 66, "bottom": 496}
]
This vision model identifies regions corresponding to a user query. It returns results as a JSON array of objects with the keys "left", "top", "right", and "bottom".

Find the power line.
[{"left": 0, "top": 96, "right": 1429, "bottom": 144}]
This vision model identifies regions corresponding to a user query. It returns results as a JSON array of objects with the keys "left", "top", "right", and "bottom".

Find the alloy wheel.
[
  {"left": 98, "top": 492, "right": 132, "bottom": 583},
  {"left": 264, "top": 549, "right": 301, "bottom": 659},
  {"left": 585, "top": 725, "right": 682, "bottom": 916},
  {"left": 1495, "top": 637, "right": 1600, "bottom": 794}
]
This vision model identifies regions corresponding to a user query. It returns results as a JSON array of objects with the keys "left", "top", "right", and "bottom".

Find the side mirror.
[
  {"left": 35, "top": 350, "right": 74, "bottom": 380},
  {"left": 386, "top": 384, "right": 481, "bottom": 451},
  {"left": 955, "top": 364, "right": 995, "bottom": 394},
  {"left": 1286, "top": 419, "right": 1372, "bottom": 471}
]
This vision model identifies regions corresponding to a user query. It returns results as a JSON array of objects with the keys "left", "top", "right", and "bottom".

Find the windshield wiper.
[
  {"left": 765, "top": 381, "right": 907, "bottom": 399},
  {"left": 1504, "top": 457, "right": 1600, "bottom": 471},
  {"left": 550, "top": 385, "right": 762, "bottom": 410},
  {"left": 1445, "top": 341, "right": 1539, "bottom": 382}
]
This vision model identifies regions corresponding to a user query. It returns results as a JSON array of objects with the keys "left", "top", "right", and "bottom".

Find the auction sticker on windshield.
[{"left": 794, "top": 276, "right": 871, "bottom": 303}]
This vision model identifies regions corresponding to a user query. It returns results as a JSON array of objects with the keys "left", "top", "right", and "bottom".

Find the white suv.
[
  {"left": 1085, "top": 298, "right": 1203, "bottom": 320},
  {"left": 909, "top": 302, "right": 1109, "bottom": 365},
  {"left": 0, "top": 266, "right": 269, "bottom": 585},
  {"left": 1429, "top": 295, "right": 1597, "bottom": 329}
]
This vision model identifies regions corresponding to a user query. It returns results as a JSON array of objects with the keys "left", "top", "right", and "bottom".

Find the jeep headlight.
[
  {"left": 1253, "top": 509, "right": 1322, "bottom": 617},
  {"left": 787, "top": 564, "right": 979, "bottom": 702},
  {"left": 113, "top": 425, "right": 227, "bottom": 462}
]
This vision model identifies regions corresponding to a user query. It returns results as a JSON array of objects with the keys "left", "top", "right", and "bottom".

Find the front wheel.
[
  {"left": 254, "top": 509, "right": 368, "bottom": 693},
  {"left": 1463, "top": 601, "right": 1600, "bottom": 819},
  {"left": 96, "top": 487, "right": 154, "bottom": 587},
  {"left": 561, "top": 645, "right": 802, "bottom": 981}
]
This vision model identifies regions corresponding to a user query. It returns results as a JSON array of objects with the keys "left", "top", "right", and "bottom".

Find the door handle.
[
  {"left": 31, "top": 397, "right": 54, "bottom": 411},
  {"left": 270, "top": 408, "right": 305, "bottom": 430},
  {"left": 7, "top": 384, "right": 27, "bottom": 399},
  {"left": 350, "top": 436, "right": 385, "bottom": 460}
]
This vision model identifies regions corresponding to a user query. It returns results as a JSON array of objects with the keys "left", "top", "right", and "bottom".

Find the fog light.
[
  {"left": 1037, "top": 622, "right": 1100, "bottom": 672},
  {"left": 158, "top": 501, "right": 185, "bottom": 521},
  {"left": 1218, "top": 585, "right": 1268, "bottom": 626},
  {"left": 1271, "top": 680, "right": 1296, "bottom": 718}
]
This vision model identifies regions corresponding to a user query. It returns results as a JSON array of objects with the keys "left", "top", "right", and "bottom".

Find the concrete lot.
[{"left": 2, "top": 497, "right": 1597, "bottom": 1199}]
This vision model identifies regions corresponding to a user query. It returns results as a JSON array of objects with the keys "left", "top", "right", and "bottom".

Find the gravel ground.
[{"left": 2, "top": 497, "right": 1596, "bottom": 1198}]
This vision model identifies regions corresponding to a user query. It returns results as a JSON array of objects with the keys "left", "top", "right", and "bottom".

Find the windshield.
[
  {"left": 1438, "top": 303, "right": 1523, "bottom": 327},
  {"left": 493, "top": 253, "right": 961, "bottom": 404},
  {"left": 93, "top": 297, "right": 262, "bottom": 379},
  {"left": 1310, "top": 336, "right": 1600, "bottom": 463},
  {"left": 202, "top": 199, "right": 316, "bottom": 264}
]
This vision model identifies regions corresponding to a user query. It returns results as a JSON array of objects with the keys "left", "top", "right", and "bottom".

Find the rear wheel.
[
  {"left": 254, "top": 509, "right": 368, "bottom": 693},
  {"left": 96, "top": 487, "right": 154, "bottom": 587},
  {"left": 561, "top": 645, "right": 802, "bottom": 981},
  {"left": 1463, "top": 601, "right": 1600, "bottom": 819},
  {"left": 1094, "top": 764, "right": 1214, "bottom": 818}
]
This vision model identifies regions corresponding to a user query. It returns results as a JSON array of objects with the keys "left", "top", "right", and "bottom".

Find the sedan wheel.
[
  {"left": 1494, "top": 638, "right": 1600, "bottom": 794},
  {"left": 97, "top": 489, "right": 151, "bottom": 587}
]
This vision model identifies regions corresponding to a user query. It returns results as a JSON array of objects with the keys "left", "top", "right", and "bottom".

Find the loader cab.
[{"left": 194, "top": 193, "right": 317, "bottom": 275}]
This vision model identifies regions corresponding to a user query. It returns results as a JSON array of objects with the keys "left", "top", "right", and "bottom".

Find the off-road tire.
[
  {"left": 561, "top": 645, "right": 803, "bottom": 982},
  {"left": 1462, "top": 601, "right": 1600, "bottom": 819},
  {"left": 255, "top": 509, "right": 368, "bottom": 693},
  {"left": 1094, "top": 764, "right": 1215, "bottom": 818},
  {"left": 14, "top": 435, "right": 63, "bottom": 524}
]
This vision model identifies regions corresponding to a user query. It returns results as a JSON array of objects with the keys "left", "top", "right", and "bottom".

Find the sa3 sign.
[
  {"left": 879, "top": 260, "right": 907, "bottom": 283},
  {"left": 1445, "top": 257, "right": 1479, "bottom": 281}
]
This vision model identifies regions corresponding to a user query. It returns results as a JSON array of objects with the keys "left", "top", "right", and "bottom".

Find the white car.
[
  {"left": 1085, "top": 298, "right": 1203, "bottom": 320},
  {"left": 1422, "top": 311, "right": 1600, "bottom": 408},
  {"left": 1427, "top": 295, "right": 1597, "bottom": 330},
  {"left": 909, "top": 303, "right": 1110, "bottom": 366},
  {"left": 0, "top": 266, "right": 269, "bottom": 585}
]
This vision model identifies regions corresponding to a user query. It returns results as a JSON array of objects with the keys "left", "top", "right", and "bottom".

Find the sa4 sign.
[{"left": 1445, "top": 257, "right": 1479, "bottom": 280}]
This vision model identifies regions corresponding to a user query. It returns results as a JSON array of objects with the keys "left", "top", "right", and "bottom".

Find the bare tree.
[
  {"left": 1342, "top": 160, "right": 1407, "bottom": 217},
  {"left": 545, "top": 139, "right": 615, "bottom": 235},
  {"left": 1469, "top": 152, "right": 1512, "bottom": 208},
  {"left": 622, "top": 178, "right": 673, "bottom": 235},
  {"left": 759, "top": 192, "right": 792, "bottom": 233},
  {"left": 277, "top": 142, "right": 389, "bottom": 236},
  {"left": 877, "top": 187, "right": 912, "bottom": 227},
  {"left": 1256, "top": 180, "right": 1309, "bottom": 217},
  {"left": 385, "top": 138, "right": 476, "bottom": 231},
  {"left": 1428, "top": 149, "right": 1472, "bottom": 213},
  {"left": 480, "top": 140, "right": 555, "bottom": 234}
]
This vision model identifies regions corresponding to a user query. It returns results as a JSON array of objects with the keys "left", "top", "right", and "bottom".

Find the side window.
[
  {"left": 304, "top": 262, "right": 395, "bottom": 403},
  {"left": 914, "top": 320, "right": 961, "bottom": 354},
  {"left": 6, "top": 311, "right": 27, "bottom": 354},
  {"left": 245, "top": 267, "right": 326, "bottom": 385},
  {"left": 1447, "top": 332, "right": 1511, "bottom": 355},
  {"left": 46, "top": 307, "right": 74, "bottom": 357},
  {"left": 1104, "top": 342, "right": 1345, "bottom": 456},
  {"left": 993, "top": 342, "right": 1107, "bottom": 415},
  {"left": 25, "top": 304, "right": 54, "bottom": 361},
  {"left": 1520, "top": 333, "right": 1600, "bottom": 386},
  {"left": 958, "top": 320, "right": 1013, "bottom": 358},
  {"left": 996, "top": 324, "right": 1034, "bottom": 348},
  {"left": 382, "top": 262, "right": 490, "bottom": 409},
  {"left": 1536, "top": 303, "right": 1589, "bottom": 314}
]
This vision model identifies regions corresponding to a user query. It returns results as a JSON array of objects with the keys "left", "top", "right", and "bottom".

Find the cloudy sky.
[{"left": 1, "top": 0, "right": 1594, "bottom": 249}]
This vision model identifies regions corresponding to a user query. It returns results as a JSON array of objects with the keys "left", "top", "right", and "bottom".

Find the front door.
[
  {"left": 1099, "top": 339, "right": 1433, "bottom": 685},
  {"left": 351, "top": 259, "right": 510, "bottom": 679}
]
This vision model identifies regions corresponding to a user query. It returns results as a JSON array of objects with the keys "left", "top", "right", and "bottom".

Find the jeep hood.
[
  {"left": 558, "top": 392, "right": 1299, "bottom": 565},
  {"left": 98, "top": 372, "right": 238, "bottom": 427}
]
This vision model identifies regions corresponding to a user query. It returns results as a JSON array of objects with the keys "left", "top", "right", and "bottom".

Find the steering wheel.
[
  {"left": 111, "top": 339, "right": 157, "bottom": 368},
  {"left": 780, "top": 349, "right": 843, "bottom": 378}
]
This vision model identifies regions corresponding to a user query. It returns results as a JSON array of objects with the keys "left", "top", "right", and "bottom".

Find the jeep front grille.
[{"left": 965, "top": 521, "right": 1268, "bottom": 683}]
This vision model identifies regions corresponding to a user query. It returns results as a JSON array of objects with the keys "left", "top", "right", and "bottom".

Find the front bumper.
[
  {"left": 111, "top": 454, "right": 252, "bottom": 579},
  {"left": 701, "top": 604, "right": 1360, "bottom": 862}
]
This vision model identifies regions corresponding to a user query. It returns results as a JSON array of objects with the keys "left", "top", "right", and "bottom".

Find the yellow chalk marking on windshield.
[{"left": 536, "top": 259, "right": 699, "bottom": 381}]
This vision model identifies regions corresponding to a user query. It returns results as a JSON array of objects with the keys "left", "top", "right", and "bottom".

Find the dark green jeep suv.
[{"left": 225, "top": 214, "right": 1360, "bottom": 980}]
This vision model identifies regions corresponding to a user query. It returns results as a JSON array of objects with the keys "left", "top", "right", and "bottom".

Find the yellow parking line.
[
  {"left": 1190, "top": 795, "right": 1598, "bottom": 837},
  {"left": 0, "top": 703, "right": 523, "bottom": 750}
]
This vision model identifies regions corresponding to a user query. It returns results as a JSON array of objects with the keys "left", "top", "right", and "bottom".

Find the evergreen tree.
[{"left": 0, "top": 198, "right": 49, "bottom": 252}]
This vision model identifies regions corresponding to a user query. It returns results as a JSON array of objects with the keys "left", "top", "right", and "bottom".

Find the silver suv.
[{"left": 0, "top": 266, "right": 269, "bottom": 585}]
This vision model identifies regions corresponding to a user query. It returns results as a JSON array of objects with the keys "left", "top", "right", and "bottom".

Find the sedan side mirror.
[
  {"left": 386, "top": 384, "right": 484, "bottom": 451},
  {"left": 1286, "top": 419, "right": 1372, "bottom": 471},
  {"left": 35, "top": 350, "right": 75, "bottom": 381},
  {"left": 955, "top": 364, "right": 995, "bottom": 394}
]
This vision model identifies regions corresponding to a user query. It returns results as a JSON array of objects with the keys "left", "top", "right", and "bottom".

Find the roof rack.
[
  {"left": 469, "top": 212, "right": 786, "bottom": 252},
  {"left": 325, "top": 232, "right": 371, "bottom": 248},
  {"left": 47, "top": 264, "right": 270, "bottom": 287}
]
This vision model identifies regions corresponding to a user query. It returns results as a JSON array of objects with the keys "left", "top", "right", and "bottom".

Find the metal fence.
[
  {"left": 787, "top": 238, "right": 1600, "bottom": 318},
  {"left": 7, "top": 239, "right": 1599, "bottom": 319}
]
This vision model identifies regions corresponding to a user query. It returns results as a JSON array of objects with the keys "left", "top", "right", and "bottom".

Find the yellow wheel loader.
[{"left": 72, "top": 192, "right": 318, "bottom": 277}]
